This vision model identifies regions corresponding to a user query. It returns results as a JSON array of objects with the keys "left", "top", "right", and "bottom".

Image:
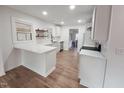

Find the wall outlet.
[{"left": 115, "top": 48, "right": 124, "bottom": 55}]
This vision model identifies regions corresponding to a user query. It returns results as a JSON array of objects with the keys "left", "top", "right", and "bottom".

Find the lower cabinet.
[
  {"left": 79, "top": 50, "right": 106, "bottom": 88},
  {"left": 22, "top": 49, "right": 56, "bottom": 77}
]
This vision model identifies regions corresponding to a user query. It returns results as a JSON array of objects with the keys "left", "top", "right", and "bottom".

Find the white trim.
[
  {"left": 11, "top": 16, "right": 34, "bottom": 44},
  {"left": 0, "top": 48, "right": 5, "bottom": 77}
]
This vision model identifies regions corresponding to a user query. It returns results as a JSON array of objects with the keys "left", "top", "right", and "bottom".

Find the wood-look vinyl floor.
[{"left": 0, "top": 49, "right": 87, "bottom": 88}]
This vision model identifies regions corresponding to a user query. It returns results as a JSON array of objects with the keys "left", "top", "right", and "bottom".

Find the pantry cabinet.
[{"left": 91, "top": 6, "right": 111, "bottom": 43}]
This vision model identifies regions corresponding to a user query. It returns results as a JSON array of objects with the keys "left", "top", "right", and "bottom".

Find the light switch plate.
[{"left": 115, "top": 48, "right": 124, "bottom": 55}]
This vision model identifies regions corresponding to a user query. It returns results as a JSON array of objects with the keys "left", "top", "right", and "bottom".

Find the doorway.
[{"left": 69, "top": 29, "right": 79, "bottom": 50}]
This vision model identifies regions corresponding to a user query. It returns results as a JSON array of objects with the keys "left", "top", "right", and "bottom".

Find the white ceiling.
[{"left": 7, "top": 5, "right": 94, "bottom": 26}]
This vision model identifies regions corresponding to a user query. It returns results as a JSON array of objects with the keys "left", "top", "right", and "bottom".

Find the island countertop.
[{"left": 14, "top": 43, "right": 57, "bottom": 54}]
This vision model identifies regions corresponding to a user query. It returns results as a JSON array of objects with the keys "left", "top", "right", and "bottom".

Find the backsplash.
[{"left": 101, "top": 42, "right": 108, "bottom": 57}]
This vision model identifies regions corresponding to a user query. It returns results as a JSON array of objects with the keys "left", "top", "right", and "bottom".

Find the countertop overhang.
[{"left": 14, "top": 43, "right": 57, "bottom": 54}]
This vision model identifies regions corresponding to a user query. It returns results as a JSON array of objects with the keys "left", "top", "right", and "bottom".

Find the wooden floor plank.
[{"left": 0, "top": 49, "right": 87, "bottom": 88}]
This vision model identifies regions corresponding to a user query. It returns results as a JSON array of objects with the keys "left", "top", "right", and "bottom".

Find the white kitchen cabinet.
[
  {"left": 52, "top": 26, "right": 61, "bottom": 37},
  {"left": 55, "top": 26, "right": 61, "bottom": 36},
  {"left": 79, "top": 49, "right": 106, "bottom": 88},
  {"left": 91, "top": 6, "right": 111, "bottom": 43}
]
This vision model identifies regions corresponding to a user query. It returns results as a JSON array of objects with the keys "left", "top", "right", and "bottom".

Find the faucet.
[{"left": 51, "top": 33, "right": 54, "bottom": 43}]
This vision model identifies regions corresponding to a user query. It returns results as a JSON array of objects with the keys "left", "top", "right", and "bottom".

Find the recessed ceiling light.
[
  {"left": 77, "top": 19, "right": 82, "bottom": 23},
  {"left": 42, "top": 11, "right": 48, "bottom": 15},
  {"left": 69, "top": 5, "right": 76, "bottom": 10},
  {"left": 60, "top": 21, "right": 64, "bottom": 25}
]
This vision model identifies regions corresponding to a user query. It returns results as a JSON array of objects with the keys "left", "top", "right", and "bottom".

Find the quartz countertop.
[
  {"left": 14, "top": 43, "right": 57, "bottom": 54},
  {"left": 79, "top": 49, "right": 105, "bottom": 59}
]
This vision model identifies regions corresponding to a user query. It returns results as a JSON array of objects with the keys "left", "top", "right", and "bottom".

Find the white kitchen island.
[{"left": 14, "top": 43, "right": 57, "bottom": 77}]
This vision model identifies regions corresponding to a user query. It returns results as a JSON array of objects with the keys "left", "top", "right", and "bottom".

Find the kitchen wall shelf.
[
  {"left": 35, "top": 28, "right": 49, "bottom": 38},
  {"left": 35, "top": 29, "right": 48, "bottom": 32},
  {"left": 36, "top": 36, "right": 48, "bottom": 37}
]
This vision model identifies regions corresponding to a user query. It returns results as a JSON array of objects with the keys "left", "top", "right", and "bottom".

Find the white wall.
[
  {"left": 0, "top": 48, "right": 5, "bottom": 76},
  {"left": 61, "top": 25, "right": 86, "bottom": 52},
  {"left": 0, "top": 6, "right": 55, "bottom": 71},
  {"left": 104, "top": 6, "right": 124, "bottom": 87}
]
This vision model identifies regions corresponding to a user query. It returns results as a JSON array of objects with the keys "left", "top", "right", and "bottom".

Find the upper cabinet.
[
  {"left": 91, "top": 5, "right": 111, "bottom": 43},
  {"left": 55, "top": 26, "right": 61, "bottom": 36},
  {"left": 52, "top": 26, "right": 61, "bottom": 37}
]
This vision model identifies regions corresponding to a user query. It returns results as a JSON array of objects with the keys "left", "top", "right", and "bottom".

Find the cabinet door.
[
  {"left": 79, "top": 55, "right": 106, "bottom": 88},
  {"left": 91, "top": 8, "right": 96, "bottom": 40},
  {"left": 55, "top": 26, "right": 61, "bottom": 36},
  {"left": 52, "top": 26, "right": 61, "bottom": 37},
  {"left": 91, "top": 6, "right": 111, "bottom": 43},
  {"left": 46, "top": 50, "right": 56, "bottom": 74}
]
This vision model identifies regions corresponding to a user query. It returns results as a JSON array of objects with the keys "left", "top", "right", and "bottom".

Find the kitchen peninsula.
[{"left": 14, "top": 43, "right": 57, "bottom": 77}]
